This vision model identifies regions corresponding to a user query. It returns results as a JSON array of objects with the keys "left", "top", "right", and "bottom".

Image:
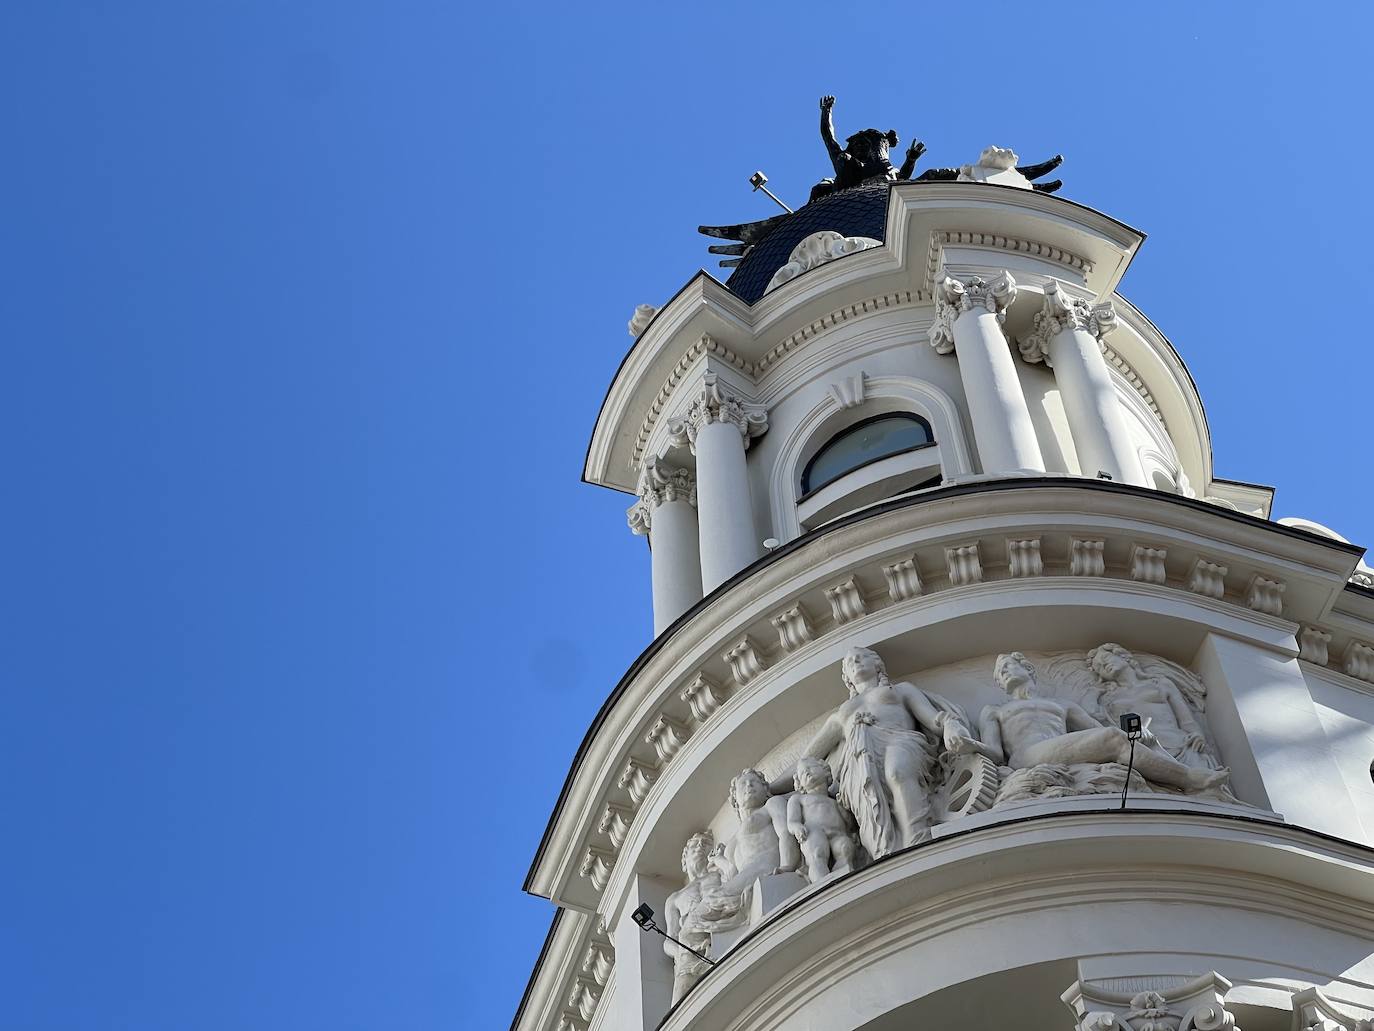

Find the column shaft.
[
  {"left": 695, "top": 419, "right": 759, "bottom": 591},
  {"left": 1048, "top": 326, "right": 1143, "bottom": 483},
  {"left": 932, "top": 272, "right": 1045, "bottom": 475},
  {"left": 648, "top": 499, "right": 702, "bottom": 632},
  {"left": 1021, "top": 281, "right": 1147, "bottom": 486}
]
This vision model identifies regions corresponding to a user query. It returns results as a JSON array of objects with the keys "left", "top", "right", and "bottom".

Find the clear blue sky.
[{"left": 2, "top": 3, "right": 1370, "bottom": 1029}]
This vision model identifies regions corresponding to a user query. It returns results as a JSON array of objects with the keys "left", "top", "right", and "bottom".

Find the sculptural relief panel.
[{"left": 658, "top": 641, "right": 1242, "bottom": 997}]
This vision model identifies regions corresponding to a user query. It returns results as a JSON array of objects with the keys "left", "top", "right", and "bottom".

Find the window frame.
[{"left": 798, "top": 412, "right": 937, "bottom": 501}]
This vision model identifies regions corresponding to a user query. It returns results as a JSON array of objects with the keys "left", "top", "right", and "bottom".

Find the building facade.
[{"left": 513, "top": 108, "right": 1374, "bottom": 1031}]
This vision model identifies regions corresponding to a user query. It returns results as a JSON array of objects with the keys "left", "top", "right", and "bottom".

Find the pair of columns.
[
  {"left": 929, "top": 272, "right": 1145, "bottom": 485},
  {"left": 628, "top": 372, "right": 768, "bottom": 633}
]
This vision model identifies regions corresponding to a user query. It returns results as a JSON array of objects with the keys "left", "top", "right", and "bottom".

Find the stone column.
[
  {"left": 670, "top": 371, "right": 768, "bottom": 593},
  {"left": 627, "top": 458, "right": 703, "bottom": 634},
  {"left": 1019, "top": 280, "right": 1146, "bottom": 485},
  {"left": 929, "top": 271, "right": 1046, "bottom": 475}
]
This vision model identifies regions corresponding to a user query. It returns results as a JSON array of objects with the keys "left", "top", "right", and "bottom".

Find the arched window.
[{"left": 800, "top": 413, "right": 935, "bottom": 496}]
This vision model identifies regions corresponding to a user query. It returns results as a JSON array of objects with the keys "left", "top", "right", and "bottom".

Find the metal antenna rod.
[{"left": 750, "top": 171, "right": 793, "bottom": 213}]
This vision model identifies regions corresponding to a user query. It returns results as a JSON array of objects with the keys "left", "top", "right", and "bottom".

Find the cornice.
[
  {"left": 523, "top": 480, "right": 1366, "bottom": 909},
  {"left": 586, "top": 185, "right": 1150, "bottom": 493}
]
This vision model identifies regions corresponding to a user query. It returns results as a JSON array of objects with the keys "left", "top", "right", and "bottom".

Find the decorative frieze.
[
  {"left": 1344, "top": 641, "right": 1374, "bottom": 683},
  {"left": 1245, "top": 574, "right": 1285, "bottom": 616},
  {"left": 1006, "top": 537, "right": 1044, "bottom": 578},
  {"left": 824, "top": 576, "right": 868, "bottom": 624},
  {"left": 1130, "top": 544, "right": 1168, "bottom": 585},
  {"left": 1298, "top": 626, "right": 1332, "bottom": 666},
  {"left": 681, "top": 672, "right": 728, "bottom": 723},
  {"left": 827, "top": 370, "right": 868, "bottom": 410},
  {"left": 928, "top": 270, "right": 1018, "bottom": 354},
  {"left": 770, "top": 604, "right": 815, "bottom": 653},
  {"left": 667, "top": 370, "right": 768, "bottom": 453},
  {"left": 1071, "top": 538, "right": 1106, "bottom": 577},
  {"left": 645, "top": 714, "right": 692, "bottom": 763},
  {"left": 618, "top": 756, "right": 657, "bottom": 805},
  {"left": 1187, "top": 558, "right": 1228, "bottom": 600},
  {"left": 723, "top": 635, "right": 767, "bottom": 686},
  {"left": 579, "top": 847, "right": 613, "bottom": 892},
  {"left": 883, "top": 556, "right": 924, "bottom": 601},
  {"left": 556, "top": 1011, "right": 588, "bottom": 1031},
  {"left": 945, "top": 542, "right": 983, "bottom": 586},
  {"left": 1018, "top": 280, "right": 1118, "bottom": 366}
]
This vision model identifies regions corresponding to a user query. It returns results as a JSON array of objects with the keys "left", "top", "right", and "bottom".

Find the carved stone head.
[
  {"left": 728, "top": 769, "right": 769, "bottom": 816},
  {"left": 681, "top": 831, "right": 714, "bottom": 880},
  {"left": 994, "top": 652, "right": 1038, "bottom": 698},
  {"left": 1087, "top": 642, "right": 1139, "bottom": 684},
  {"left": 793, "top": 756, "right": 834, "bottom": 794},
  {"left": 841, "top": 646, "right": 888, "bottom": 695}
]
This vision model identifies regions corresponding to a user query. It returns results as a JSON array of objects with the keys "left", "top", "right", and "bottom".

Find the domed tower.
[{"left": 513, "top": 99, "right": 1374, "bottom": 1031}]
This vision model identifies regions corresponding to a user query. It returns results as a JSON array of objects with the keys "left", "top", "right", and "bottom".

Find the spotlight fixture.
[
  {"left": 628, "top": 903, "right": 716, "bottom": 966},
  {"left": 1118, "top": 712, "right": 1142, "bottom": 810},
  {"left": 749, "top": 170, "right": 793, "bottom": 213},
  {"left": 1097, "top": 471, "right": 1114, "bottom": 480}
]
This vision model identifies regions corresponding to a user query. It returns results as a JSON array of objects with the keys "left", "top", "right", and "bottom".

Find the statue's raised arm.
[{"left": 819, "top": 95, "right": 843, "bottom": 172}]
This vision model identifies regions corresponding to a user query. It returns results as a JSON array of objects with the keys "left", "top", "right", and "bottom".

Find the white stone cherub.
[{"left": 785, "top": 756, "right": 859, "bottom": 884}]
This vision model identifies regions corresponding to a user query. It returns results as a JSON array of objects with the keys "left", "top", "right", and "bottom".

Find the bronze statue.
[
  {"left": 810, "top": 95, "right": 1061, "bottom": 201},
  {"left": 698, "top": 96, "right": 1066, "bottom": 275}
]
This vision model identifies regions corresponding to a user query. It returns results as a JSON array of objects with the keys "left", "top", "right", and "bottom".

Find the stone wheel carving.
[{"left": 936, "top": 751, "right": 999, "bottom": 820}]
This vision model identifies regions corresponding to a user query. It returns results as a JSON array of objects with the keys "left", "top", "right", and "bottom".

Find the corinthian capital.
[
  {"left": 1018, "top": 280, "right": 1118, "bottom": 365},
  {"left": 667, "top": 371, "right": 768, "bottom": 452},
  {"left": 928, "top": 270, "right": 1017, "bottom": 354},
  {"left": 626, "top": 457, "right": 697, "bottom": 535}
]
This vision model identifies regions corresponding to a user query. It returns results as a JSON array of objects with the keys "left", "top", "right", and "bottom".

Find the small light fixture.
[
  {"left": 1118, "top": 712, "right": 1142, "bottom": 810},
  {"left": 629, "top": 903, "right": 716, "bottom": 967},
  {"left": 1097, "top": 471, "right": 1114, "bottom": 481},
  {"left": 763, "top": 537, "right": 780, "bottom": 552},
  {"left": 749, "top": 171, "right": 793, "bottom": 214}
]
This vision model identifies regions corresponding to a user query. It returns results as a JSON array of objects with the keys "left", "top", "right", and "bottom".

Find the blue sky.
[{"left": 2, "top": 3, "right": 1371, "bottom": 1029}]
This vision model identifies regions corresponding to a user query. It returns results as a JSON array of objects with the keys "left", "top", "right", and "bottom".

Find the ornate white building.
[{"left": 512, "top": 112, "right": 1374, "bottom": 1031}]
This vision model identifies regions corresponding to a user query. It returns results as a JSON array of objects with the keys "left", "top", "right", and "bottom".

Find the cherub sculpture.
[{"left": 786, "top": 756, "right": 860, "bottom": 884}]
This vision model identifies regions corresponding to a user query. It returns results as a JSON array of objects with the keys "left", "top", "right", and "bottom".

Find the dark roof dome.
[{"left": 724, "top": 179, "right": 891, "bottom": 304}]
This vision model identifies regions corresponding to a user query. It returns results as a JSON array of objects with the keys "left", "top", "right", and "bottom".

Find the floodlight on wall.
[
  {"left": 1118, "top": 712, "right": 1143, "bottom": 810},
  {"left": 1097, "top": 471, "right": 1114, "bottom": 480},
  {"left": 629, "top": 904, "right": 716, "bottom": 966},
  {"left": 763, "top": 538, "right": 781, "bottom": 552}
]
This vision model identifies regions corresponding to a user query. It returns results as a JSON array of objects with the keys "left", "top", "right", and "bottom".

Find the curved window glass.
[{"left": 800, "top": 414, "right": 935, "bottom": 496}]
